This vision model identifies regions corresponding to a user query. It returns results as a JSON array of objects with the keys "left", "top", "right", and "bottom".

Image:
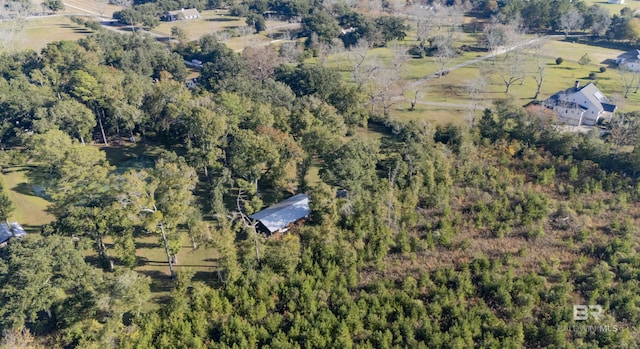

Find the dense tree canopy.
[{"left": 2, "top": 5, "right": 640, "bottom": 348}]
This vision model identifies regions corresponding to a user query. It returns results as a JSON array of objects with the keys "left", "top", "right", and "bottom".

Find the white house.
[
  {"left": 615, "top": 49, "right": 640, "bottom": 72},
  {"left": 165, "top": 8, "right": 200, "bottom": 21},
  {"left": 608, "top": 0, "right": 624, "bottom": 4},
  {"left": 543, "top": 81, "right": 616, "bottom": 126}
]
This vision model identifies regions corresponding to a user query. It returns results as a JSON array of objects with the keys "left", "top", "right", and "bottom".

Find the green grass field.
[
  {"left": 3, "top": 16, "right": 97, "bottom": 52},
  {"left": 2, "top": 167, "right": 55, "bottom": 229},
  {"left": 317, "top": 34, "right": 638, "bottom": 125},
  {"left": 151, "top": 10, "right": 248, "bottom": 41}
]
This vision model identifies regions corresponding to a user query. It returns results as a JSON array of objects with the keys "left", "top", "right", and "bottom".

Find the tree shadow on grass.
[
  {"left": 139, "top": 270, "right": 175, "bottom": 293},
  {"left": 72, "top": 29, "right": 94, "bottom": 34},
  {"left": 20, "top": 224, "right": 42, "bottom": 234},
  {"left": 192, "top": 270, "right": 218, "bottom": 284},
  {"left": 205, "top": 17, "right": 239, "bottom": 22},
  {"left": 11, "top": 182, "right": 38, "bottom": 197}
]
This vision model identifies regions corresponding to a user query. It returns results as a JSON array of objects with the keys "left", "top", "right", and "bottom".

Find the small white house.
[
  {"left": 165, "top": 8, "right": 200, "bottom": 21},
  {"left": 608, "top": 0, "right": 624, "bottom": 4},
  {"left": 615, "top": 49, "right": 640, "bottom": 72}
]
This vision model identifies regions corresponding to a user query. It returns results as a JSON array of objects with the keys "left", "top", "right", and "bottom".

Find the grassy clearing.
[
  {"left": 130, "top": 233, "right": 219, "bottom": 307},
  {"left": 151, "top": 10, "right": 248, "bottom": 41},
  {"left": 150, "top": 10, "right": 298, "bottom": 51},
  {"left": 2, "top": 167, "right": 55, "bottom": 229},
  {"left": 99, "top": 141, "right": 164, "bottom": 169},
  {"left": 92, "top": 143, "right": 221, "bottom": 305},
  {"left": 8, "top": 16, "right": 96, "bottom": 51},
  {"left": 395, "top": 36, "right": 637, "bottom": 123},
  {"left": 28, "top": 0, "right": 122, "bottom": 17},
  {"left": 542, "top": 39, "right": 628, "bottom": 65}
]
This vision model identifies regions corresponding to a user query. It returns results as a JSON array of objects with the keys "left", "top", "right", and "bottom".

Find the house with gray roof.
[
  {"left": 615, "top": 49, "right": 640, "bottom": 72},
  {"left": 165, "top": 8, "right": 200, "bottom": 21},
  {"left": 0, "top": 222, "right": 26, "bottom": 247},
  {"left": 543, "top": 81, "right": 616, "bottom": 126},
  {"left": 249, "top": 194, "right": 310, "bottom": 236}
]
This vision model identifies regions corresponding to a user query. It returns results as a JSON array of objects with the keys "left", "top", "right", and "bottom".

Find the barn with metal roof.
[{"left": 249, "top": 194, "right": 310, "bottom": 236}]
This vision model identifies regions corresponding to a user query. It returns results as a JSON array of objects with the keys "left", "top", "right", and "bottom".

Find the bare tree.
[
  {"left": 483, "top": 21, "right": 510, "bottom": 53},
  {"left": 95, "top": 0, "right": 108, "bottom": 18},
  {"left": 413, "top": 7, "right": 436, "bottom": 47},
  {"left": 243, "top": 46, "right": 283, "bottom": 81},
  {"left": 465, "top": 73, "right": 488, "bottom": 123},
  {"left": 619, "top": 66, "right": 639, "bottom": 98},
  {"left": 609, "top": 113, "right": 640, "bottom": 156},
  {"left": 559, "top": 8, "right": 584, "bottom": 38},
  {"left": 348, "top": 39, "right": 378, "bottom": 86},
  {"left": 531, "top": 59, "right": 545, "bottom": 99},
  {"left": 443, "top": 4, "right": 465, "bottom": 32},
  {"left": 389, "top": 41, "right": 410, "bottom": 75},
  {"left": 431, "top": 35, "right": 455, "bottom": 77},
  {"left": 360, "top": 56, "right": 408, "bottom": 116},
  {"left": 495, "top": 49, "right": 527, "bottom": 93},
  {"left": 373, "top": 68, "right": 408, "bottom": 116},
  {"left": 279, "top": 42, "right": 303, "bottom": 63}
]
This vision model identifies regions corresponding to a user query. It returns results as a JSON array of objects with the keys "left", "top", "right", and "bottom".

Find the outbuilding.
[
  {"left": 249, "top": 194, "right": 310, "bottom": 236},
  {"left": 0, "top": 222, "right": 26, "bottom": 247}
]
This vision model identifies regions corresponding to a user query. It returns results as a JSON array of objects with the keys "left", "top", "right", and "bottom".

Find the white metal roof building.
[
  {"left": 249, "top": 194, "right": 310, "bottom": 235},
  {"left": 0, "top": 222, "right": 26, "bottom": 247}
]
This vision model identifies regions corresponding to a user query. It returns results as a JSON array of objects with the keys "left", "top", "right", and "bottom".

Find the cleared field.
[
  {"left": 62, "top": 0, "right": 122, "bottom": 17},
  {"left": 151, "top": 10, "right": 248, "bottom": 40},
  {"left": 5, "top": 16, "right": 96, "bottom": 51},
  {"left": 131, "top": 234, "right": 219, "bottom": 305},
  {"left": 542, "top": 39, "right": 628, "bottom": 65},
  {"left": 28, "top": 0, "right": 122, "bottom": 17},
  {"left": 2, "top": 167, "right": 55, "bottom": 229},
  {"left": 323, "top": 35, "right": 639, "bottom": 125},
  {"left": 151, "top": 10, "right": 299, "bottom": 51}
]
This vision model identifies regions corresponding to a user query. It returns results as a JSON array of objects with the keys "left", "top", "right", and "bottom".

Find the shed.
[
  {"left": 0, "top": 222, "right": 26, "bottom": 247},
  {"left": 249, "top": 194, "right": 310, "bottom": 235}
]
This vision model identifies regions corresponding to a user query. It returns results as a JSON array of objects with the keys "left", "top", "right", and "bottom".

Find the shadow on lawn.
[
  {"left": 21, "top": 224, "right": 42, "bottom": 234},
  {"left": 205, "top": 17, "right": 240, "bottom": 22},
  {"left": 139, "top": 270, "right": 175, "bottom": 293},
  {"left": 11, "top": 182, "right": 38, "bottom": 197}
]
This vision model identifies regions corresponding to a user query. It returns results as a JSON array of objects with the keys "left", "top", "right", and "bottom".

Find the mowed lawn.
[
  {"left": 151, "top": 10, "right": 248, "bottom": 40},
  {"left": 334, "top": 36, "right": 639, "bottom": 124},
  {"left": 126, "top": 233, "right": 219, "bottom": 307},
  {"left": 151, "top": 10, "right": 299, "bottom": 51},
  {"left": 4, "top": 16, "right": 97, "bottom": 52},
  {"left": 2, "top": 167, "right": 55, "bottom": 229}
]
